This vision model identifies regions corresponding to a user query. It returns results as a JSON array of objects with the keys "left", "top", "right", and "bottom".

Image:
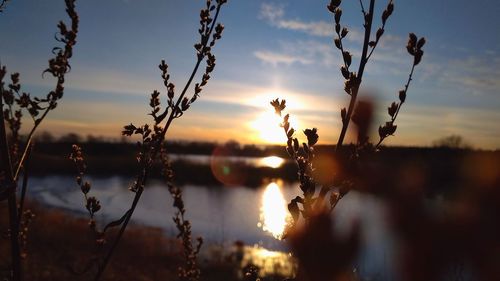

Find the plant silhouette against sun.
[
  {"left": 69, "top": 1, "right": 228, "bottom": 280},
  {"left": 272, "top": 0, "right": 425, "bottom": 231},
  {"left": 271, "top": 1, "right": 425, "bottom": 279}
]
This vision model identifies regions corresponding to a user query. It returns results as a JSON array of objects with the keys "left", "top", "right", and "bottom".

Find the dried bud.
[
  {"left": 293, "top": 138, "right": 299, "bottom": 152},
  {"left": 387, "top": 1, "right": 394, "bottom": 15},
  {"left": 270, "top": 98, "right": 286, "bottom": 116},
  {"left": 181, "top": 97, "right": 190, "bottom": 111},
  {"left": 376, "top": 28, "right": 384, "bottom": 40},
  {"left": 408, "top": 33, "right": 417, "bottom": 48},
  {"left": 417, "top": 37, "right": 426, "bottom": 49},
  {"left": 122, "top": 123, "right": 137, "bottom": 136},
  {"left": 342, "top": 51, "right": 352, "bottom": 67},
  {"left": 86, "top": 197, "right": 101, "bottom": 214},
  {"left": 215, "top": 23, "right": 224, "bottom": 34},
  {"left": 341, "top": 27, "right": 348, "bottom": 38},
  {"left": 334, "top": 8, "right": 342, "bottom": 24},
  {"left": 327, "top": 0, "right": 342, "bottom": 13},
  {"left": 167, "top": 83, "right": 175, "bottom": 99},
  {"left": 399, "top": 90, "right": 406, "bottom": 103},
  {"left": 414, "top": 49, "right": 424, "bottom": 65},
  {"left": 334, "top": 38, "right": 341, "bottom": 49},
  {"left": 195, "top": 83, "right": 202, "bottom": 95},
  {"left": 81, "top": 181, "right": 91, "bottom": 194},
  {"left": 382, "top": 10, "right": 389, "bottom": 24},
  {"left": 388, "top": 102, "right": 398, "bottom": 118},
  {"left": 406, "top": 44, "right": 415, "bottom": 56},
  {"left": 340, "top": 66, "right": 349, "bottom": 79},
  {"left": 303, "top": 128, "right": 319, "bottom": 146}
]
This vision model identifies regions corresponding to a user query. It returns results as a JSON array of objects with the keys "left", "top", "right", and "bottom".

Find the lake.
[{"left": 26, "top": 173, "right": 397, "bottom": 279}]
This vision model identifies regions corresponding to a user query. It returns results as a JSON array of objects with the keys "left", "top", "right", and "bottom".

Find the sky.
[{"left": 1, "top": 0, "right": 499, "bottom": 149}]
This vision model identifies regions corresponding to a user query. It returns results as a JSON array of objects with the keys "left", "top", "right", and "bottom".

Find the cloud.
[
  {"left": 259, "top": 3, "right": 363, "bottom": 42},
  {"left": 259, "top": 2, "right": 285, "bottom": 23},
  {"left": 441, "top": 56, "right": 500, "bottom": 96},
  {"left": 254, "top": 50, "right": 313, "bottom": 66}
]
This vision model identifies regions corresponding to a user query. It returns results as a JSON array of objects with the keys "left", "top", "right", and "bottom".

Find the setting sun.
[{"left": 249, "top": 110, "right": 300, "bottom": 144}]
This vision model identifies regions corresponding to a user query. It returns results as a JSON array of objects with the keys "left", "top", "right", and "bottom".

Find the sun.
[{"left": 249, "top": 110, "right": 299, "bottom": 144}]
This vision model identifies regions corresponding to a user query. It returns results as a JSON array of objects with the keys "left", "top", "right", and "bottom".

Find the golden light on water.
[
  {"left": 239, "top": 245, "right": 297, "bottom": 277},
  {"left": 259, "top": 156, "right": 285, "bottom": 168},
  {"left": 258, "top": 182, "right": 291, "bottom": 239}
]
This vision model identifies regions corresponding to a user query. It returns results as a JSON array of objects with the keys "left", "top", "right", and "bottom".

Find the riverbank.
[{"left": 0, "top": 202, "right": 290, "bottom": 281}]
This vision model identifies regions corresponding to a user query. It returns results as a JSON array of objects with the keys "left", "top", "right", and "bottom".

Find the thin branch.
[
  {"left": 0, "top": 92, "right": 22, "bottom": 281},
  {"left": 13, "top": 108, "right": 50, "bottom": 181},
  {"left": 17, "top": 143, "right": 32, "bottom": 223},
  {"left": 359, "top": 0, "right": 366, "bottom": 16},
  {"left": 376, "top": 63, "right": 415, "bottom": 148},
  {"left": 92, "top": 5, "right": 224, "bottom": 280},
  {"left": 336, "top": 0, "right": 375, "bottom": 150}
]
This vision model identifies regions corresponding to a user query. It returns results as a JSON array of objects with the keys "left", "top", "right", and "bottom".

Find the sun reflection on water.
[
  {"left": 240, "top": 245, "right": 296, "bottom": 277},
  {"left": 259, "top": 156, "right": 285, "bottom": 168},
  {"left": 258, "top": 182, "right": 291, "bottom": 239}
]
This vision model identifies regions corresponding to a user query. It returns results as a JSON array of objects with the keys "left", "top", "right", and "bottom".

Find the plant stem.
[
  {"left": 13, "top": 108, "right": 50, "bottom": 181},
  {"left": 336, "top": 0, "right": 375, "bottom": 151},
  {"left": 93, "top": 6, "right": 222, "bottom": 280},
  {"left": 1, "top": 95, "right": 22, "bottom": 281},
  {"left": 375, "top": 63, "right": 416, "bottom": 148},
  {"left": 17, "top": 144, "right": 32, "bottom": 223},
  {"left": 93, "top": 186, "right": 144, "bottom": 281}
]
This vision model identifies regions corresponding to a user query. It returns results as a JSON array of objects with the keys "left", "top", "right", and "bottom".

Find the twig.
[
  {"left": 17, "top": 143, "right": 32, "bottom": 223},
  {"left": 375, "top": 63, "right": 415, "bottom": 148},
  {"left": 358, "top": 0, "right": 366, "bottom": 16},
  {"left": 0, "top": 92, "right": 21, "bottom": 281},
  {"left": 92, "top": 4, "right": 225, "bottom": 280},
  {"left": 336, "top": 0, "right": 375, "bottom": 150}
]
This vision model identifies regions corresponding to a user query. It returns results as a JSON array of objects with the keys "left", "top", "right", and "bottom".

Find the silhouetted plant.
[
  {"left": 0, "top": 1, "right": 79, "bottom": 280},
  {"left": 161, "top": 147, "right": 203, "bottom": 281},
  {"left": 0, "top": 0, "right": 10, "bottom": 13},
  {"left": 272, "top": 0, "right": 425, "bottom": 279},
  {"left": 70, "top": 1, "right": 227, "bottom": 280}
]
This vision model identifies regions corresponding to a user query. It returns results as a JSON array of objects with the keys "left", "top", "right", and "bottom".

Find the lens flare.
[{"left": 259, "top": 182, "right": 291, "bottom": 239}]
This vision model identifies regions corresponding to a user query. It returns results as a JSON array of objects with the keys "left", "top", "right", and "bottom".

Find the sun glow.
[
  {"left": 259, "top": 182, "right": 291, "bottom": 239},
  {"left": 249, "top": 110, "right": 299, "bottom": 144}
]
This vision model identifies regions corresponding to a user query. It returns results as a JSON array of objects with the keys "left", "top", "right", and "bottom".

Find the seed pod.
[
  {"left": 340, "top": 66, "right": 349, "bottom": 79},
  {"left": 334, "top": 8, "right": 342, "bottom": 24},
  {"left": 408, "top": 33, "right": 417, "bottom": 48},
  {"left": 399, "top": 90, "right": 406, "bottom": 103},
  {"left": 334, "top": 38, "right": 341, "bottom": 49},
  {"left": 341, "top": 27, "right": 348, "bottom": 38},
  {"left": 376, "top": 28, "right": 384, "bottom": 40},
  {"left": 388, "top": 102, "right": 398, "bottom": 117},
  {"left": 342, "top": 51, "right": 352, "bottom": 66},
  {"left": 417, "top": 37, "right": 426, "bottom": 49}
]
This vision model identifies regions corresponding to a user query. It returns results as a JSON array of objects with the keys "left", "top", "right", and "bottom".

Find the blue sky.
[{"left": 1, "top": 0, "right": 499, "bottom": 149}]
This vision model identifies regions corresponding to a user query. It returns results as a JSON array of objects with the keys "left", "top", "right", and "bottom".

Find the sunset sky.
[{"left": 1, "top": 0, "right": 499, "bottom": 149}]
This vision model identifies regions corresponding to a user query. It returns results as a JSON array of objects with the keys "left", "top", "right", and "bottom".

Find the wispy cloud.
[
  {"left": 256, "top": 3, "right": 410, "bottom": 69},
  {"left": 441, "top": 56, "right": 500, "bottom": 96},
  {"left": 259, "top": 3, "right": 364, "bottom": 42},
  {"left": 254, "top": 50, "right": 313, "bottom": 66}
]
